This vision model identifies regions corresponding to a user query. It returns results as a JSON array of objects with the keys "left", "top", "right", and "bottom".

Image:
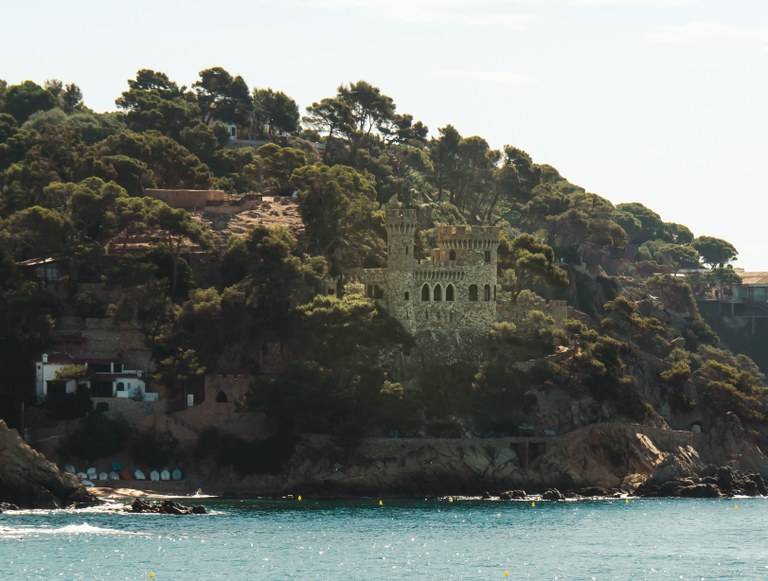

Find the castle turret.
[
  {"left": 385, "top": 209, "right": 418, "bottom": 271},
  {"left": 363, "top": 211, "right": 501, "bottom": 336}
]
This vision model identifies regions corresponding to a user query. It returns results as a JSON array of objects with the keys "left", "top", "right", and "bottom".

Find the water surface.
[{"left": 1, "top": 497, "right": 765, "bottom": 579}]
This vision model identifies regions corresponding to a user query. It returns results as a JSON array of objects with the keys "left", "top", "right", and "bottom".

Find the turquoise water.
[{"left": 1, "top": 497, "right": 766, "bottom": 580}]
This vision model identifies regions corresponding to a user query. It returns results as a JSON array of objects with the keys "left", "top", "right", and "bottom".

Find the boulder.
[
  {"left": 129, "top": 499, "right": 207, "bottom": 515},
  {"left": 678, "top": 484, "right": 721, "bottom": 498},
  {"left": 498, "top": 489, "right": 527, "bottom": 500},
  {"left": 577, "top": 486, "right": 614, "bottom": 497},
  {"left": 541, "top": 488, "right": 564, "bottom": 501},
  {"left": 0, "top": 420, "right": 98, "bottom": 509}
]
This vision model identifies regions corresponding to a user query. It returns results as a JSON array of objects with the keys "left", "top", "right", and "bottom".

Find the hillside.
[{"left": 1, "top": 70, "right": 766, "bottom": 496}]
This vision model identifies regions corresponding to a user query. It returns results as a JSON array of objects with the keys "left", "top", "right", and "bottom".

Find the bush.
[
  {"left": 132, "top": 432, "right": 176, "bottom": 468},
  {"left": 60, "top": 411, "right": 128, "bottom": 462},
  {"left": 42, "top": 385, "right": 92, "bottom": 420},
  {"left": 195, "top": 428, "right": 297, "bottom": 476}
]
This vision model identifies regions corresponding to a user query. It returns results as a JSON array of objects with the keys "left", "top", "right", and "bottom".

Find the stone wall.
[
  {"left": 51, "top": 317, "right": 153, "bottom": 372},
  {"left": 144, "top": 189, "right": 227, "bottom": 210},
  {"left": 169, "top": 374, "right": 263, "bottom": 439}
]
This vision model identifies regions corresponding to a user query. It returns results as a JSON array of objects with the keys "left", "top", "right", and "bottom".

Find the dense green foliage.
[{"left": 1, "top": 69, "right": 763, "bottom": 445}]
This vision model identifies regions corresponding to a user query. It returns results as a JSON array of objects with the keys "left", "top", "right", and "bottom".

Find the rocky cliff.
[
  {"left": 0, "top": 420, "right": 97, "bottom": 508},
  {"left": 201, "top": 420, "right": 768, "bottom": 498}
]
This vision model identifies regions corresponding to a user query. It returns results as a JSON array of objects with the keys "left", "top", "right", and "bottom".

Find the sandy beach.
[{"left": 90, "top": 480, "right": 209, "bottom": 501}]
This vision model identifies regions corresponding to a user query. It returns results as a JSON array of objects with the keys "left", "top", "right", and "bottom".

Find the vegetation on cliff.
[{"left": 0, "top": 70, "right": 765, "bottom": 461}]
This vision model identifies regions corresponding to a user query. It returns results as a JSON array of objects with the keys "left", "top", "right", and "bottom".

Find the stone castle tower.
[{"left": 363, "top": 209, "right": 500, "bottom": 335}]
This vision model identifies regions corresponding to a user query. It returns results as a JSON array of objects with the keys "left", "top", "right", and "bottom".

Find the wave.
[{"left": 0, "top": 522, "right": 140, "bottom": 538}]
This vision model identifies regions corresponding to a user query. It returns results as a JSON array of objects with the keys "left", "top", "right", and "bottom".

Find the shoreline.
[{"left": 90, "top": 480, "right": 209, "bottom": 501}]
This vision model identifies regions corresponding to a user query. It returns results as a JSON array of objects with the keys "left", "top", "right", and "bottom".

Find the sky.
[{"left": 3, "top": 0, "right": 767, "bottom": 269}]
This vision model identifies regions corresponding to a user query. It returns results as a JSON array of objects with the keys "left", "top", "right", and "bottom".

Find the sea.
[{"left": 0, "top": 496, "right": 766, "bottom": 580}]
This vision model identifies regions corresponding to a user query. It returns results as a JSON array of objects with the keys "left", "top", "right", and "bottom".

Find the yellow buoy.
[
  {"left": 504, "top": 571, "right": 510, "bottom": 577},
  {"left": 297, "top": 495, "right": 302, "bottom": 502},
  {"left": 735, "top": 504, "right": 740, "bottom": 510},
  {"left": 149, "top": 572, "right": 155, "bottom": 579},
  {"left": 531, "top": 501, "right": 535, "bottom": 507},
  {"left": 448, "top": 497, "right": 454, "bottom": 503},
  {"left": 625, "top": 498, "right": 629, "bottom": 504},
  {"left": 379, "top": 500, "right": 383, "bottom": 506}
]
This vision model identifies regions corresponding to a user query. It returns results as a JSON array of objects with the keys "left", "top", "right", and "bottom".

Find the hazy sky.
[{"left": 3, "top": 0, "right": 767, "bottom": 268}]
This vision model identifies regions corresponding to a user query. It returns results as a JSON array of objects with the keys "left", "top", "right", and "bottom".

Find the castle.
[{"left": 363, "top": 209, "right": 501, "bottom": 335}]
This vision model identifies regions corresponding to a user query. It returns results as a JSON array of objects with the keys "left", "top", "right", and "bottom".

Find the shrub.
[
  {"left": 60, "top": 411, "right": 128, "bottom": 462},
  {"left": 132, "top": 432, "right": 176, "bottom": 468},
  {"left": 42, "top": 385, "right": 92, "bottom": 420},
  {"left": 195, "top": 428, "right": 297, "bottom": 476}
]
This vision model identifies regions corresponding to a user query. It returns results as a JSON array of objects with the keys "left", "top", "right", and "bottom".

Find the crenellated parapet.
[
  {"left": 436, "top": 224, "right": 500, "bottom": 250},
  {"left": 385, "top": 209, "right": 418, "bottom": 236}
]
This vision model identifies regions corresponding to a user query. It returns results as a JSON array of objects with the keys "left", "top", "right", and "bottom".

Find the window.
[
  {"left": 469, "top": 284, "right": 478, "bottom": 301},
  {"left": 484, "top": 250, "right": 491, "bottom": 263},
  {"left": 434, "top": 285, "right": 442, "bottom": 301},
  {"left": 446, "top": 284, "right": 455, "bottom": 301},
  {"left": 484, "top": 284, "right": 491, "bottom": 301},
  {"left": 405, "top": 246, "right": 409, "bottom": 256},
  {"left": 404, "top": 291, "right": 410, "bottom": 301},
  {"left": 421, "top": 284, "right": 430, "bottom": 301},
  {"left": 216, "top": 391, "right": 228, "bottom": 403},
  {"left": 449, "top": 249, "right": 456, "bottom": 261}
]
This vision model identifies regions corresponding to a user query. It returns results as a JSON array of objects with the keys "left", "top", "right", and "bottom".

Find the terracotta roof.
[
  {"left": 739, "top": 272, "right": 768, "bottom": 286},
  {"left": 92, "top": 373, "right": 142, "bottom": 381},
  {"left": 42, "top": 353, "right": 123, "bottom": 365},
  {"left": 15, "top": 257, "right": 59, "bottom": 267}
]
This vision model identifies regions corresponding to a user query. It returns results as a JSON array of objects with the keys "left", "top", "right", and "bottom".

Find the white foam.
[{"left": 0, "top": 522, "right": 140, "bottom": 538}]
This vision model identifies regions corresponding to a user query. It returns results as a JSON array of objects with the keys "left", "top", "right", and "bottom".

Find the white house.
[{"left": 35, "top": 353, "right": 156, "bottom": 401}]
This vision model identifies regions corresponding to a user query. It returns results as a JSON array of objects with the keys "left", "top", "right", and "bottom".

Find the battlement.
[
  {"left": 385, "top": 209, "right": 418, "bottom": 234},
  {"left": 437, "top": 224, "right": 500, "bottom": 249}
]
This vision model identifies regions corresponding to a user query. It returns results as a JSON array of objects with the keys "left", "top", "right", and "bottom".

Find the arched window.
[
  {"left": 449, "top": 249, "right": 456, "bottom": 261},
  {"left": 404, "top": 291, "right": 410, "bottom": 301},
  {"left": 216, "top": 391, "right": 228, "bottom": 403},
  {"left": 421, "top": 284, "right": 430, "bottom": 301},
  {"left": 484, "top": 284, "right": 491, "bottom": 301},
  {"left": 469, "top": 284, "right": 478, "bottom": 301},
  {"left": 434, "top": 284, "right": 442, "bottom": 302},
  {"left": 446, "top": 284, "right": 455, "bottom": 301}
]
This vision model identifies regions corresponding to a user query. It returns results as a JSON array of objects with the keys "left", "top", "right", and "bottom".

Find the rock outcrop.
[
  {"left": 129, "top": 499, "right": 207, "bottom": 514},
  {"left": 201, "top": 422, "right": 701, "bottom": 497},
  {"left": 0, "top": 420, "right": 97, "bottom": 509}
]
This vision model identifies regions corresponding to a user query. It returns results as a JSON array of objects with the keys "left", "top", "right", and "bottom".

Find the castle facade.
[{"left": 363, "top": 209, "right": 500, "bottom": 334}]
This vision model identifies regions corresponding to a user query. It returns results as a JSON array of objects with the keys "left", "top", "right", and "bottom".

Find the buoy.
[
  {"left": 448, "top": 497, "right": 454, "bottom": 503},
  {"left": 505, "top": 571, "right": 510, "bottom": 578},
  {"left": 625, "top": 498, "right": 629, "bottom": 504},
  {"left": 735, "top": 504, "right": 740, "bottom": 510},
  {"left": 149, "top": 572, "right": 155, "bottom": 579},
  {"left": 298, "top": 495, "right": 302, "bottom": 502},
  {"left": 531, "top": 501, "right": 535, "bottom": 507},
  {"left": 379, "top": 500, "right": 383, "bottom": 506}
]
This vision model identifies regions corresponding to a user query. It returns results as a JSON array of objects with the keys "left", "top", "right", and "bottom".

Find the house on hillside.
[
  {"left": 732, "top": 272, "right": 768, "bottom": 302},
  {"left": 15, "top": 257, "right": 65, "bottom": 285},
  {"left": 35, "top": 352, "right": 156, "bottom": 401}
]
